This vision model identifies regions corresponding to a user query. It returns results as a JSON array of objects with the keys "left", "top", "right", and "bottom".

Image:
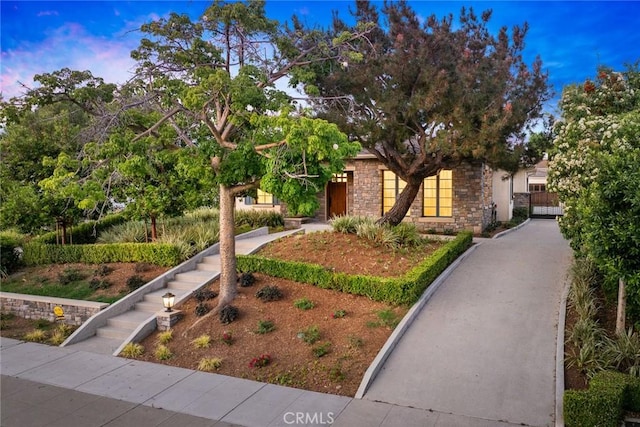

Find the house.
[{"left": 238, "top": 152, "right": 496, "bottom": 234}]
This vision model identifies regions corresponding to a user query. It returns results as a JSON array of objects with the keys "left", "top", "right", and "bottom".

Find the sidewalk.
[{"left": 1, "top": 220, "right": 571, "bottom": 427}]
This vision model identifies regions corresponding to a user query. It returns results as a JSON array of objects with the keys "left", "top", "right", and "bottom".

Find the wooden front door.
[{"left": 327, "top": 181, "right": 347, "bottom": 218}]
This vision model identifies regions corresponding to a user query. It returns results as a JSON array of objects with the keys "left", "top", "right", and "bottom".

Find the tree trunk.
[
  {"left": 377, "top": 180, "right": 422, "bottom": 226},
  {"left": 216, "top": 184, "right": 238, "bottom": 309},
  {"left": 615, "top": 277, "right": 626, "bottom": 336},
  {"left": 150, "top": 216, "right": 158, "bottom": 241}
]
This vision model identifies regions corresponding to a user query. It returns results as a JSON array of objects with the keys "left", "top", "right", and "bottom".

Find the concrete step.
[
  {"left": 143, "top": 289, "right": 171, "bottom": 304},
  {"left": 135, "top": 301, "right": 160, "bottom": 313},
  {"left": 175, "top": 271, "right": 213, "bottom": 284},
  {"left": 200, "top": 255, "right": 220, "bottom": 265},
  {"left": 195, "top": 263, "right": 219, "bottom": 272},
  {"left": 166, "top": 280, "right": 196, "bottom": 291},
  {"left": 67, "top": 336, "right": 122, "bottom": 355},
  {"left": 107, "top": 310, "right": 153, "bottom": 329},
  {"left": 96, "top": 325, "right": 132, "bottom": 341}
]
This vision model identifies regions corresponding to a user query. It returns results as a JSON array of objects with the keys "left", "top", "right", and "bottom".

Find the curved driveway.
[{"left": 360, "top": 219, "right": 572, "bottom": 427}]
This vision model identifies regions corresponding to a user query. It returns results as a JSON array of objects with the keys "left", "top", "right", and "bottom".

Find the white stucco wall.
[{"left": 492, "top": 170, "right": 513, "bottom": 222}]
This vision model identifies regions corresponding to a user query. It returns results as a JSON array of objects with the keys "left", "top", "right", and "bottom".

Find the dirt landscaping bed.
[{"left": 126, "top": 231, "right": 448, "bottom": 396}]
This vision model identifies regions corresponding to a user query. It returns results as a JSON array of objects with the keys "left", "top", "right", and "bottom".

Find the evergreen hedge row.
[
  {"left": 237, "top": 231, "right": 473, "bottom": 305},
  {"left": 33, "top": 214, "right": 127, "bottom": 245},
  {"left": 564, "top": 370, "right": 640, "bottom": 427},
  {"left": 22, "top": 242, "right": 182, "bottom": 267}
]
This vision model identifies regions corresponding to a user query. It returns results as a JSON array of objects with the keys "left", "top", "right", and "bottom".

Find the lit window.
[
  {"left": 423, "top": 170, "right": 452, "bottom": 217},
  {"left": 332, "top": 173, "right": 347, "bottom": 183},
  {"left": 256, "top": 189, "right": 274, "bottom": 205},
  {"left": 382, "top": 170, "right": 407, "bottom": 214}
]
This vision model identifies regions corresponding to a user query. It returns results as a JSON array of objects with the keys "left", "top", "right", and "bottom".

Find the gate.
[{"left": 530, "top": 192, "right": 563, "bottom": 217}]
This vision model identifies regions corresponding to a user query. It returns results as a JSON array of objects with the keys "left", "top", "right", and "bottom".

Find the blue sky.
[{"left": 2, "top": 1, "right": 640, "bottom": 116}]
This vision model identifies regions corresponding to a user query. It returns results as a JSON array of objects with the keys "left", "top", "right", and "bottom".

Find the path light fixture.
[{"left": 162, "top": 292, "right": 175, "bottom": 312}]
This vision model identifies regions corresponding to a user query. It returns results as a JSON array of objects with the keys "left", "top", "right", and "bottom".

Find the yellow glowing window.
[
  {"left": 382, "top": 170, "right": 407, "bottom": 214},
  {"left": 256, "top": 189, "right": 274, "bottom": 205},
  {"left": 332, "top": 173, "right": 347, "bottom": 183},
  {"left": 423, "top": 170, "right": 452, "bottom": 217}
]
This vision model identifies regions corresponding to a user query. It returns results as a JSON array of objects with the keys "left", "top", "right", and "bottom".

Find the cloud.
[
  {"left": 1, "top": 22, "right": 139, "bottom": 98},
  {"left": 36, "top": 10, "right": 59, "bottom": 17}
]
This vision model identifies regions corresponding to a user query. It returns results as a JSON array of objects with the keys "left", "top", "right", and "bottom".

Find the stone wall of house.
[
  {"left": 334, "top": 160, "right": 492, "bottom": 234},
  {"left": 348, "top": 159, "right": 383, "bottom": 217},
  {"left": 0, "top": 292, "right": 108, "bottom": 326}
]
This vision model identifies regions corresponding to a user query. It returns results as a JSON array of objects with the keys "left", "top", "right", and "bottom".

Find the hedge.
[
  {"left": 33, "top": 214, "right": 127, "bottom": 245},
  {"left": 564, "top": 370, "right": 640, "bottom": 427},
  {"left": 237, "top": 231, "right": 473, "bottom": 305},
  {"left": 22, "top": 242, "right": 182, "bottom": 267}
]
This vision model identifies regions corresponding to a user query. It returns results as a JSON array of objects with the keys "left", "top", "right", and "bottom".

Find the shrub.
[
  {"left": 198, "top": 357, "right": 222, "bottom": 372},
  {"left": 192, "top": 288, "right": 218, "bottom": 302},
  {"left": 94, "top": 264, "right": 114, "bottom": 277},
  {"left": 157, "top": 330, "right": 173, "bottom": 345},
  {"left": 332, "top": 309, "right": 346, "bottom": 319},
  {"left": 120, "top": 342, "right": 145, "bottom": 358},
  {"left": 238, "top": 272, "right": 256, "bottom": 287},
  {"left": 134, "top": 262, "right": 153, "bottom": 273},
  {"left": 330, "top": 215, "right": 369, "bottom": 234},
  {"left": 298, "top": 325, "right": 320, "bottom": 344},
  {"left": 58, "top": 268, "right": 85, "bottom": 285},
  {"left": 564, "top": 370, "right": 635, "bottom": 427},
  {"left": 89, "top": 278, "right": 112, "bottom": 290},
  {"left": 256, "top": 320, "right": 275, "bottom": 334},
  {"left": 255, "top": 285, "right": 283, "bottom": 302},
  {"left": 293, "top": 298, "right": 315, "bottom": 311},
  {"left": 348, "top": 335, "right": 364, "bottom": 349},
  {"left": 35, "top": 214, "right": 127, "bottom": 245},
  {"left": 154, "top": 344, "right": 173, "bottom": 360},
  {"left": 23, "top": 242, "right": 183, "bottom": 267},
  {"left": 237, "top": 231, "right": 473, "bottom": 305},
  {"left": 219, "top": 305, "right": 239, "bottom": 324},
  {"left": 23, "top": 329, "right": 47, "bottom": 342},
  {"left": 376, "top": 308, "right": 401, "bottom": 329},
  {"left": 0, "top": 232, "right": 24, "bottom": 276},
  {"left": 249, "top": 354, "right": 271, "bottom": 368},
  {"left": 194, "top": 303, "right": 210, "bottom": 317},
  {"left": 192, "top": 334, "right": 211, "bottom": 349},
  {"left": 126, "top": 275, "right": 146, "bottom": 291},
  {"left": 312, "top": 342, "right": 331, "bottom": 358},
  {"left": 221, "top": 331, "right": 233, "bottom": 345}
]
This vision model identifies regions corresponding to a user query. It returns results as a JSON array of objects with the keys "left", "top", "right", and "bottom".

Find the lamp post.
[{"left": 162, "top": 292, "right": 175, "bottom": 312}]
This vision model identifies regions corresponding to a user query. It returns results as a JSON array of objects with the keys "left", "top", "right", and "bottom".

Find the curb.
[
  {"left": 492, "top": 218, "right": 531, "bottom": 239},
  {"left": 555, "top": 271, "right": 571, "bottom": 427},
  {"left": 354, "top": 242, "right": 481, "bottom": 399}
]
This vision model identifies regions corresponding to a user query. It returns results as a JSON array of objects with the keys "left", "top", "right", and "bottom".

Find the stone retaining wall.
[{"left": 0, "top": 292, "right": 108, "bottom": 326}]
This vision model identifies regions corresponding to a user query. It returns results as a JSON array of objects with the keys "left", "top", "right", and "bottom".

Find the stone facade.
[
  {"left": 318, "top": 159, "right": 492, "bottom": 234},
  {"left": 0, "top": 292, "right": 108, "bottom": 326}
]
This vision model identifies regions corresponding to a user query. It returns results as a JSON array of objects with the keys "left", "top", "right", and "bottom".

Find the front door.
[{"left": 327, "top": 181, "right": 347, "bottom": 218}]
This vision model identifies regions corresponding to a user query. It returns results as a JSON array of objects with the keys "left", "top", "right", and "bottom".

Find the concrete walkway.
[
  {"left": 359, "top": 219, "right": 572, "bottom": 427},
  {"left": 0, "top": 220, "right": 571, "bottom": 427}
]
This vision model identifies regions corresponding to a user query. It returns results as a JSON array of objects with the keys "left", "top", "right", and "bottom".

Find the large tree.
[
  {"left": 0, "top": 71, "right": 113, "bottom": 236},
  {"left": 310, "top": 0, "right": 550, "bottom": 225},
  {"left": 127, "top": 0, "right": 364, "bottom": 313}
]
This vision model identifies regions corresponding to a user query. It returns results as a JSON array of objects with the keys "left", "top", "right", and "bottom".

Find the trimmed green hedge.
[
  {"left": 564, "top": 370, "right": 640, "bottom": 427},
  {"left": 33, "top": 214, "right": 127, "bottom": 245},
  {"left": 237, "top": 231, "right": 473, "bottom": 305},
  {"left": 22, "top": 242, "right": 182, "bottom": 267}
]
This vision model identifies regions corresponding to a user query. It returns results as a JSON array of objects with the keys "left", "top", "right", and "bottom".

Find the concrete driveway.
[{"left": 360, "top": 219, "right": 572, "bottom": 427}]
